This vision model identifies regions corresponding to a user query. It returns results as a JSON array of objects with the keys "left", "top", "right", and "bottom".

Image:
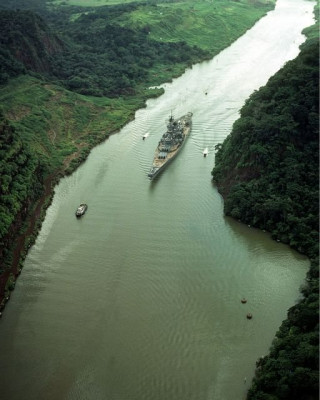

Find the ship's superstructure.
[{"left": 148, "top": 112, "right": 192, "bottom": 179}]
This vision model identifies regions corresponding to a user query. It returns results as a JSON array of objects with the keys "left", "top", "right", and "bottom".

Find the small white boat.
[
  {"left": 203, "top": 147, "right": 209, "bottom": 157},
  {"left": 75, "top": 203, "right": 88, "bottom": 217},
  {"left": 142, "top": 132, "right": 149, "bottom": 140}
]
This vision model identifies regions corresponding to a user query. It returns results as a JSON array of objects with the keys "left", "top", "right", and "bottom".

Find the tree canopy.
[
  {"left": 0, "top": 5, "right": 209, "bottom": 95},
  {"left": 0, "top": 112, "right": 44, "bottom": 270}
]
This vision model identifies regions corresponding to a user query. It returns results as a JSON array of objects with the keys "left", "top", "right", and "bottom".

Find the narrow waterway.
[{"left": 0, "top": 1, "right": 315, "bottom": 399}]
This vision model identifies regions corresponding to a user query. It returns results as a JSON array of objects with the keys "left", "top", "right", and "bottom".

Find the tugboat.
[
  {"left": 148, "top": 112, "right": 192, "bottom": 179},
  {"left": 75, "top": 203, "right": 88, "bottom": 217}
]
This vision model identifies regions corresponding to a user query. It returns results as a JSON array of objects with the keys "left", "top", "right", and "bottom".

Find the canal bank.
[{"left": 0, "top": 1, "right": 315, "bottom": 399}]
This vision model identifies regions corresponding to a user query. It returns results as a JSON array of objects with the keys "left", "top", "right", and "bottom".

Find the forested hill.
[
  {"left": 0, "top": 10, "right": 64, "bottom": 83},
  {"left": 0, "top": 0, "right": 276, "bottom": 97},
  {"left": 212, "top": 22, "right": 319, "bottom": 400},
  {"left": 0, "top": 5, "right": 209, "bottom": 95}
]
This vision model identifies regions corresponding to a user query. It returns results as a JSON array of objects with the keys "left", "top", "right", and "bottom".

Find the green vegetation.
[
  {"left": 0, "top": 1, "right": 275, "bottom": 94},
  {"left": 0, "top": 74, "right": 151, "bottom": 173},
  {"left": 0, "top": 5, "right": 209, "bottom": 94},
  {"left": 211, "top": 40, "right": 319, "bottom": 259},
  {"left": 212, "top": 16, "right": 319, "bottom": 400},
  {"left": 0, "top": 9, "right": 65, "bottom": 85},
  {"left": 50, "top": 10, "right": 208, "bottom": 96},
  {"left": 0, "top": 112, "right": 43, "bottom": 269},
  {"left": 53, "top": 0, "right": 140, "bottom": 5},
  {"left": 118, "top": 0, "right": 274, "bottom": 52}
]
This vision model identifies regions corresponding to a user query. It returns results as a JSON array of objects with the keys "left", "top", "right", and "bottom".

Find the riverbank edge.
[
  {"left": 0, "top": 4, "right": 276, "bottom": 315},
  {"left": 211, "top": 9, "right": 319, "bottom": 396},
  {"left": 0, "top": 115, "right": 136, "bottom": 315}
]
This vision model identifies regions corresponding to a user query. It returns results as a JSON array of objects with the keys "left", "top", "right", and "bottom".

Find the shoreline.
[
  {"left": 0, "top": 4, "right": 276, "bottom": 315},
  {"left": 0, "top": 119, "right": 125, "bottom": 313},
  {"left": 0, "top": 174, "right": 57, "bottom": 314}
]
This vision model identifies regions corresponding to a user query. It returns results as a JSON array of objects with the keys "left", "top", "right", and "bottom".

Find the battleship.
[{"left": 148, "top": 112, "right": 192, "bottom": 179}]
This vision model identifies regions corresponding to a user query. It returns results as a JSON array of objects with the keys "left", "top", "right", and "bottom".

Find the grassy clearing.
[
  {"left": 54, "top": 0, "right": 275, "bottom": 54},
  {"left": 53, "top": 0, "right": 275, "bottom": 54},
  {"left": 0, "top": 75, "right": 153, "bottom": 173},
  {"left": 115, "top": 0, "right": 275, "bottom": 52},
  {"left": 52, "top": 0, "right": 144, "bottom": 6}
]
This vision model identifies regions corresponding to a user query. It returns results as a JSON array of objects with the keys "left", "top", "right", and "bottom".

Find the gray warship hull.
[{"left": 148, "top": 112, "right": 192, "bottom": 180}]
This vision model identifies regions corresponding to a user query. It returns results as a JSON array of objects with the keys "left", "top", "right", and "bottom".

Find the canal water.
[{"left": 0, "top": 1, "right": 315, "bottom": 399}]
